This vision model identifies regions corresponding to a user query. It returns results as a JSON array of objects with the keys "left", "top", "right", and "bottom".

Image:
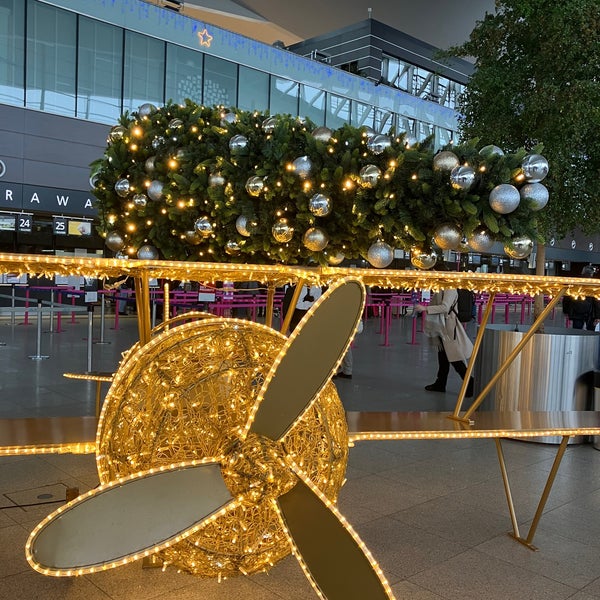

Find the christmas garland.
[{"left": 91, "top": 101, "right": 548, "bottom": 268}]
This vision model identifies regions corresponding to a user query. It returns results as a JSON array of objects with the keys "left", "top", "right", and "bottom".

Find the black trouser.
[{"left": 436, "top": 349, "right": 468, "bottom": 386}]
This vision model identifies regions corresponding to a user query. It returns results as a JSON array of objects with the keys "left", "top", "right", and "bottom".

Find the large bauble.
[
  {"left": 504, "top": 236, "right": 534, "bottom": 259},
  {"left": 519, "top": 182, "right": 549, "bottom": 211},
  {"left": 272, "top": 218, "right": 294, "bottom": 243},
  {"left": 138, "top": 103, "right": 157, "bottom": 118},
  {"left": 137, "top": 244, "right": 159, "bottom": 260},
  {"left": 359, "top": 164, "right": 382, "bottom": 187},
  {"left": 467, "top": 228, "right": 494, "bottom": 252},
  {"left": 326, "top": 250, "right": 345, "bottom": 266},
  {"left": 489, "top": 184, "right": 520, "bottom": 214},
  {"left": 225, "top": 240, "right": 241, "bottom": 256},
  {"left": 168, "top": 118, "right": 183, "bottom": 130},
  {"left": 433, "top": 151, "right": 459, "bottom": 171},
  {"left": 184, "top": 230, "right": 202, "bottom": 245},
  {"left": 147, "top": 180, "right": 164, "bottom": 201},
  {"left": 308, "top": 193, "right": 332, "bottom": 217},
  {"left": 235, "top": 215, "right": 256, "bottom": 237},
  {"left": 114, "top": 178, "right": 130, "bottom": 198},
  {"left": 108, "top": 125, "right": 127, "bottom": 143},
  {"left": 367, "top": 241, "right": 394, "bottom": 268},
  {"left": 229, "top": 134, "right": 248, "bottom": 152},
  {"left": 521, "top": 154, "right": 549, "bottom": 183},
  {"left": 367, "top": 134, "right": 391, "bottom": 155},
  {"left": 145, "top": 156, "right": 156, "bottom": 173},
  {"left": 302, "top": 227, "right": 329, "bottom": 251},
  {"left": 245, "top": 176, "right": 264, "bottom": 197},
  {"left": 292, "top": 156, "right": 312, "bottom": 179},
  {"left": 450, "top": 165, "right": 475, "bottom": 191},
  {"left": 433, "top": 223, "right": 462, "bottom": 250},
  {"left": 262, "top": 116, "right": 277, "bottom": 133},
  {"left": 411, "top": 249, "right": 437, "bottom": 270},
  {"left": 133, "top": 193, "right": 148, "bottom": 207},
  {"left": 479, "top": 145, "right": 504, "bottom": 157},
  {"left": 220, "top": 112, "right": 237, "bottom": 126},
  {"left": 209, "top": 172, "right": 225, "bottom": 187},
  {"left": 194, "top": 216, "right": 214, "bottom": 238},
  {"left": 105, "top": 231, "right": 125, "bottom": 252},
  {"left": 312, "top": 126, "right": 333, "bottom": 143},
  {"left": 89, "top": 174, "right": 99, "bottom": 189}
]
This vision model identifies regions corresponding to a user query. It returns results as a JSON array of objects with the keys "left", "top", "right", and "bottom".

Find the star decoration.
[{"left": 197, "top": 28, "right": 213, "bottom": 47}]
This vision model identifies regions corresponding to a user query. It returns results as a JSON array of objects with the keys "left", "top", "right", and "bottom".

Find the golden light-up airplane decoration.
[{"left": 26, "top": 279, "right": 395, "bottom": 600}]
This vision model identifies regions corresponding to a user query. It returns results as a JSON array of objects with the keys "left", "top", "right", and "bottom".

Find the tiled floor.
[{"left": 1, "top": 305, "right": 600, "bottom": 599}]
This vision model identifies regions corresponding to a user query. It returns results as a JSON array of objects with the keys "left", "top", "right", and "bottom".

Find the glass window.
[
  {"left": 374, "top": 109, "right": 392, "bottom": 134},
  {"left": 26, "top": 0, "right": 76, "bottom": 116},
  {"left": 123, "top": 31, "right": 164, "bottom": 114},
  {"left": 0, "top": 0, "right": 25, "bottom": 106},
  {"left": 77, "top": 17, "right": 122, "bottom": 123},
  {"left": 166, "top": 43, "right": 203, "bottom": 105},
  {"left": 238, "top": 66, "right": 268, "bottom": 111},
  {"left": 300, "top": 84, "right": 325, "bottom": 125},
  {"left": 270, "top": 76, "right": 298, "bottom": 116},
  {"left": 351, "top": 101, "right": 373, "bottom": 128},
  {"left": 203, "top": 55, "right": 237, "bottom": 107},
  {"left": 326, "top": 94, "right": 350, "bottom": 129}
]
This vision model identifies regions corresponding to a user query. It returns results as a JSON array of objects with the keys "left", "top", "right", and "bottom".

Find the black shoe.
[
  {"left": 424, "top": 382, "right": 445, "bottom": 392},
  {"left": 333, "top": 372, "right": 352, "bottom": 379}
]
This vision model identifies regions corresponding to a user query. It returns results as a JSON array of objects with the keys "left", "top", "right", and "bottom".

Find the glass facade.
[{"left": 1, "top": 0, "right": 460, "bottom": 146}]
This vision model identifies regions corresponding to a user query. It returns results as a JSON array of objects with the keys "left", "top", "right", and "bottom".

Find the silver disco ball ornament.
[
  {"left": 133, "top": 193, "right": 148, "bottom": 207},
  {"left": 479, "top": 145, "right": 504, "bottom": 157},
  {"left": 467, "top": 228, "right": 494, "bottom": 253},
  {"left": 411, "top": 249, "right": 437, "bottom": 270},
  {"left": 108, "top": 125, "right": 127, "bottom": 143},
  {"left": 262, "top": 116, "right": 277, "bottom": 133},
  {"left": 138, "top": 103, "right": 157, "bottom": 118},
  {"left": 326, "top": 250, "right": 345, "bottom": 266},
  {"left": 519, "top": 182, "right": 549, "bottom": 211},
  {"left": 245, "top": 176, "right": 264, "bottom": 197},
  {"left": 359, "top": 164, "right": 382, "bottom": 187},
  {"left": 225, "top": 240, "right": 241, "bottom": 256},
  {"left": 194, "top": 216, "right": 214, "bottom": 238},
  {"left": 302, "top": 227, "right": 329, "bottom": 252},
  {"left": 489, "top": 183, "right": 520, "bottom": 214},
  {"left": 450, "top": 165, "right": 475, "bottom": 191},
  {"left": 229, "top": 134, "right": 248, "bottom": 152},
  {"left": 105, "top": 231, "right": 125, "bottom": 252},
  {"left": 235, "top": 214, "right": 256, "bottom": 237},
  {"left": 433, "top": 223, "right": 462, "bottom": 250},
  {"left": 308, "top": 193, "right": 332, "bottom": 217},
  {"left": 151, "top": 136, "right": 165, "bottom": 150},
  {"left": 362, "top": 126, "right": 376, "bottom": 140},
  {"left": 89, "top": 174, "right": 99, "bottom": 189},
  {"left": 292, "top": 155, "right": 312, "bottom": 179},
  {"left": 433, "top": 151, "right": 459, "bottom": 171},
  {"left": 312, "top": 126, "right": 333, "bottom": 143},
  {"left": 145, "top": 156, "right": 156, "bottom": 173},
  {"left": 521, "top": 154, "right": 549, "bottom": 183},
  {"left": 208, "top": 172, "right": 225, "bottom": 187},
  {"left": 366, "top": 134, "right": 391, "bottom": 155},
  {"left": 137, "top": 244, "right": 159, "bottom": 260},
  {"left": 272, "top": 218, "right": 294, "bottom": 243},
  {"left": 147, "top": 180, "right": 164, "bottom": 201},
  {"left": 504, "top": 236, "right": 534, "bottom": 259},
  {"left": 168, "top": 118, "right": 183, "bottom": 130},
  {"left": 114, "top": 178, "right": 130, "bottom": 198},
  {"left": 184, "top": 230, "right": 202, "bottom": 245},
  {"left": 367, "top": 241, "right": 394, "bottom": 268},
  {"left": 220, "top": 112, "right": 237, "bottom": 126}
]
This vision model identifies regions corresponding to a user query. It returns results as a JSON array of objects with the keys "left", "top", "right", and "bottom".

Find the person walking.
[{"left": 415, "top": 288, "right": 474, "bottom": 396}]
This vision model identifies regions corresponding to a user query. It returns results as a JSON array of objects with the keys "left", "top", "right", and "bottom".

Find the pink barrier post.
[
  {"left": 520, "top": 301, "right": 526, "bottom": 324},
  {"left": 380, "top": 304, "right": 391, "bottom": 347}
]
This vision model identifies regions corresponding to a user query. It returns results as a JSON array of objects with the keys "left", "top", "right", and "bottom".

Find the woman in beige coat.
[{"left": 415, "top": 288, "right": 474, "bottom": 396}]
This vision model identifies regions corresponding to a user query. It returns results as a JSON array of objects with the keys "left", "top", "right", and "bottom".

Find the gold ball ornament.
[
  {"left": 229, "top": 134, "right": 248, "bottom": 152},
  {"left": 359, "top": 164, "right": 382, "bottom": 187},
  {"left": 235, "top": 215, "right": 256, "bottom": 237},
  {"left": 147, "top": 180, "right": 164, "bottom": 201},
  {"left": 137, "top": 244, "right": 159, "bottom": 260},
  {"left": 225, "top": 240, "right": 241, "bottom": 256},
  {"left": 208, "top": 172, "right": 225, "bottom": 187},
  {"left": 325, "top": 250, "right": 345, "bottom": 265},
  {"left": 449, "top": 165, "right": 475, "bottom": 191},
  {"left": 145, "top": 156, "right": 156, "bottom": 173},
  {"left": 489, "top": 184, "right": 520, "bottom": 214},
  {"left": 367, "top": 241, "right": 394, "bottom": 268},
  {"left": 272, "top": 218, "right": 294, "bottom": 243},
  {"left": 96, "top": 320, "right": 348, "bottom": 578},
  {"left": 194, "top": 216, "right": 214, "bottom": 238},
  {"left": 302, "top": 227, "right": 329, "bottom": 251},
  {"left": 366, "top": 134, "right": 391, "bottom": 155},
  {"left": 168, "top": 118, "right": 183, "bottom": 130},
  {"left": 292, "top": 155, "right": 312, "bottom": 179},
  {"left": 467, "top": 228, "right": 494, "bottom": 252},
  {"left": 105, "top": 231, "right": 125, "bottom": 252},
  {"left": 108, "top": 125, "right": 127, "bottom": 143},
  {"left": 312, "top": 126, "right": 333, "bottom": 143},
  {"left": 245, "top": 176, "right": 265, "bottom": 197},
  {"left": 114, "top": 178, "right": 130, "bottom": 198},
  {"left": 133, "top": 193, "right": 147, "bottom": 207},
  {"left": 138, "top": 103, "right": 157, "bottom": 118},
  {"left": 410, "top": 248, "right": 437, "bottom": 270},
  {"left": 519, "top": 182, "right": 549, "bottom": 211},
  {"left": 184, "top": 230, "right": 202, "bottom": 245},
  {"left": 504, "top": 236, "right": 534, "bottom": 259},
  {"left": 433, "top": 224, "right": 462, "bottom": 250},
  {"left": 308, "top": 193, "right": 332, "bottom": 217},
  {"left": 432, "top": 151, "right": 459, "bottom": 171},
  {"left": 262, "top": 116, "right": 277, "bottom": 133}
]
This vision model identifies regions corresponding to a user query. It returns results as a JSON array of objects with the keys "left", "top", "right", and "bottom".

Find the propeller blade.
[
  {"left": 276, "top": 474, "right": 394, "bottom": 600},
  {"left": 27, "top": 461, "right": 234, "bottom": 576},
  {"left": 247, "top": 279, "right": 364, "bottom": 440}
]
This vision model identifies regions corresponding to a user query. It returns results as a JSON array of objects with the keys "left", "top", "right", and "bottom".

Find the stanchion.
[
  {"left": 86, "top": 305, "right": 94, "bottom": 372},
  {"left": 10, "top": 284, "right": 15, "bottom": 327},
  {"left": 28, "top": 300, "right": 49, "bottom": 360},
  {"left": 56, "top": 292, "right": 63, "bottom": 333},
  {"left": 71, "top": 293, "right": 77, "bottom": 324},
  {"left": 47, "top": 289, "right": 55, "bottom": 333},
  {"left": 94, "top": 296, "right": 110, "bottom": 345},
  {"left": 22, "top": 288, "right": 30, "bottom": 325}
]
